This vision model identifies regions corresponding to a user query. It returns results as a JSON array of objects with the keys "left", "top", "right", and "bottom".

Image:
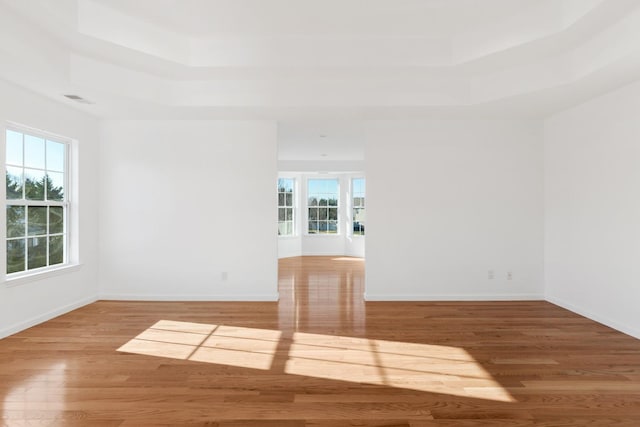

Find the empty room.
[{"left": 1, "top": 0, "right": 640, "bottom": 425}]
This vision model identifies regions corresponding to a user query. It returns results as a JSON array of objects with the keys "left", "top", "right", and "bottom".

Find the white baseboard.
[
  {"left": 0, "top": 295, "right": 97, "bottom": 339},
  {"left": 99, "top": 293, "right": 280, "bottom": 302},
  {"left": 546, "top": 295, "right": 640, "bottom": 340},
  {"left": 364, "top": 293, "right": 544, "bottom": 301}
]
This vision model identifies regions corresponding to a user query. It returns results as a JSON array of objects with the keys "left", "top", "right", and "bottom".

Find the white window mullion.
[
  {"left": 24, "top": 205, "right": 29, "bottom": 271},
  {"left": 45, "top": 206, "right": 50, "bottom": 267}
]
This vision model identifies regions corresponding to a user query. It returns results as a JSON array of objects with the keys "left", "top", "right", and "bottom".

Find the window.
[
  {"left": 5, "top": 127, "right": 68, "bottom": 275},
  {"left": 307, "top": 178, "right": 338, "bottom": 234},
  {"left": 352, "top": 178, "right": 365, "bottom": 236},
  {"left": 278, "top": 178, "right": 295, "bottom": 236}
]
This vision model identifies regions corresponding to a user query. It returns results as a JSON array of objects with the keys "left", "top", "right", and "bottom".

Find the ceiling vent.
[{"left": 63, "top": 94, "right": 94, "bottom": 104}]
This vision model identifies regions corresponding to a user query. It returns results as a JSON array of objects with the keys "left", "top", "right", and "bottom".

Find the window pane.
[
  {"left": 278, "top": 220, "right": 294, "bottom": 237},
  {"left": 46, "top": 172, "right": 65, "bottom": 201},
  {"left": 7, "top": 206, "right": 25, "bottom": 238},
  {"left": 278, "top": 222, "right": 287, "bottom": 236},
  {"left": 24, "top": 134, "right": 45, "bottom": 169},
  {"left": 27, "top": 237, "right": 47, "bottom": 270},
  {"left": 28, "top": 206, "right": 47, "bottom": 236},
  {"left": 49, "top": 206, "right": 64, "bottom": 234},
  {"left": 6, "top": 130, "right": 23, "bottom": 166},
  {"left": 7, "top": 239, "right": 25, "bottom": 274},
  {"left": 352, "top": 178, "right": 365, "bottom": 236},
  {"left": 277, "top": 178, "right": 293, "bottom": 192},
  {"left": 277, "top": 178, "right": 295, "bottom": 238},
  {"left": 49, "top": 235, "right": 64, "bottom": 265},
  {"left": 6, "top": 166, "right": 23, "bottom": 200},
  {"left": 6, "top": 129, "right": 69, "bottom": 274},
  {"left": 308, "top": 179, "right": 339, "bottom": 234},
  {"left": 308, "top": 179, "right": 322, "bottom": 196},
  {"left": 46, "top": 140, "right": 65, "bottom": 172},
  {"left": 328, "top": 208, "right": 338, "bottom": 220},
  {"left": 353, "top": 178, "right": 365, "bottom": 194},
  {"left": 326, "top": 180, "right": 338, "bottom": 194},
  {"left": 24, "top": 168, "right": 45, "bottom": 200}
]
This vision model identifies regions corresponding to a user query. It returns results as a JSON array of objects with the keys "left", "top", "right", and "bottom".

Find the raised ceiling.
[
  {"left": 80, "top": 0, "right": 533, "bottom": 37},
  {"left": 1, "top": 0, "right": 640, "bottom": 119}
]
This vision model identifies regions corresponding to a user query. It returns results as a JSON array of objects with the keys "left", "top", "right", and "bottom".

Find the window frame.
[
  {"left": 351, "top": 177, "right": 365, "bottom": 237},
  {"left": 277, "top": 177, "right": 296, "bottom": 237},
  {"left": 306, "top": 177, "right": 340, "bottom": 236},
  {"left": 4, "top": 123, "right": 72, "bottom": 281}
]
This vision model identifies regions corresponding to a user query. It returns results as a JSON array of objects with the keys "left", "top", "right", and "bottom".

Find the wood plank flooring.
[{"left": 2, "top": 256, "right": 640, "bottom": 426}]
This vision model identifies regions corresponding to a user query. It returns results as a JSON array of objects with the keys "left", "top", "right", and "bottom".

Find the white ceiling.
[
  {"left": 1, "top": 0, "right": 640, "bottom": 159},
  {"left": 278, "top": 121, "right": 364, "bottom": 161},
  {"left": 88, "top": 0, "right": 533, "bottom": 37}
]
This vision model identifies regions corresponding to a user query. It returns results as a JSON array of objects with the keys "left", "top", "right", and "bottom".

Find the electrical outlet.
[
  {"left": 488, "top": 270, "right": 494, "bottom": 280},
  {"left": 507, "top": 271, "right": 513, "bottom": 280},
  {"left": 221, "top": 271, "right": 228, "bottom": 281}
]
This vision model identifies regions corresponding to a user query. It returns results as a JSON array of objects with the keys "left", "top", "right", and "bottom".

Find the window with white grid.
[{"left": 5, "top": 126, "right": 69, "bottom": 275}]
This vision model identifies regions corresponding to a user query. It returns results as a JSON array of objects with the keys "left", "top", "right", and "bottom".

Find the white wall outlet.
[
  {"left": 507, "top": 271, "right": 513, "bottom": 280},
  {"left": 221, "top": 271, "right": 228, "bottom": 281},
  {"left": 488, "top": 270, "right": 494, "bottom": 279}
]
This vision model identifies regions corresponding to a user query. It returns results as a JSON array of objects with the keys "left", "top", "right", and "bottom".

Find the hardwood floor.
[{"left": 2, "top": 256, "right": 640, "bottom": 426}]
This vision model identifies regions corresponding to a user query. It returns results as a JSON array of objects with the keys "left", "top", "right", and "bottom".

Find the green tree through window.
[{"left": 5, "top": 128, "right": 68, "bottom": 274}]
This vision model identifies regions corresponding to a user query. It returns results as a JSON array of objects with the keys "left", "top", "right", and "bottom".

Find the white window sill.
[
  {"left": 4, "top": 263, "right": 83, "bottom": 287},
  {"left": 278, "top": 235, "right": 299, "bottom": 240}
]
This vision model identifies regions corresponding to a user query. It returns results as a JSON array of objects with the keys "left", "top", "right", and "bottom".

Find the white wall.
[
  {"left": 364, "top": 120, "right": 544, "bottom": 300},
  {"left": 544, "top": 80, "right": 640, "bottom": 339},
  {"left": 0, "top": 79, "right": 100, "bottom": 338},
  {"left": 278, "top": 237, "right": 302, "bottom": 259},
  {"left": 99, "top": 120, "right": 279, "bottom": 301}
]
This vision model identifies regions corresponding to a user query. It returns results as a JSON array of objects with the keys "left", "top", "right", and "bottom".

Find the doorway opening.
[{"left": 276, "top": 121, "right": 366, "bottom": 306}]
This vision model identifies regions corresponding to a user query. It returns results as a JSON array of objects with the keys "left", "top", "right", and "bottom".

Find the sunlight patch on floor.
[
  {"left": 117, "top": 320, "right": 281, "bottom": 370},
  {"left": 118, "top": 320, "right": 514, "bottom": 402},
  {"left": 285, "top": 331, "right": 514, "bottom": 402}
]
